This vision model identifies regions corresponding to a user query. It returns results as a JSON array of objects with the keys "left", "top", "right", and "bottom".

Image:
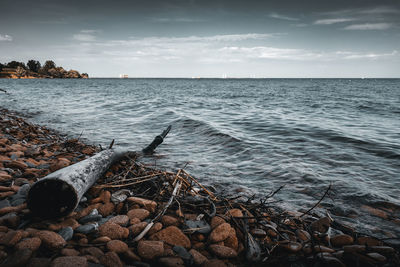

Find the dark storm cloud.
[{"left": 1, "top": 0, "right": 399, "bottom": 77}]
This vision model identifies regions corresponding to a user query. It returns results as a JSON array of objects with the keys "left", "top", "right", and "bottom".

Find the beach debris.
[{"left": 27, "top": 125, "right": 171, "bottom": 219}]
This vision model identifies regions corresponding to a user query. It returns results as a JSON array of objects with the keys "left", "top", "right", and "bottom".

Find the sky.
[{"left": 1, "top": 0, "right": 400, "bottom": 78}]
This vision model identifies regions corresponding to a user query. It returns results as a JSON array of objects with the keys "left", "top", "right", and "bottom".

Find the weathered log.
[
  {"left": 27, "top": 125, "right": 171, "bottom": 218},
  {"left": 27, "top": 148, "right": 131, "bottom": 218}
]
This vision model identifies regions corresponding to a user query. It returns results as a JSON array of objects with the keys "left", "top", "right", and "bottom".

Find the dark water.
[{"left": 1, "top": 78, "right": 399, "bottom": 237}]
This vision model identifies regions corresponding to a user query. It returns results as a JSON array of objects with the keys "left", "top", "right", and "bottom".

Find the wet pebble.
[
  {"left": 79, "top": 213, "right": 102, "bottom": 224},
  {"left": 75, "top": 223, "right": 98, "bottom": 234},
  {"left": 58, "top": 227, "right": 74, "bottom": 241},
  {"left": 184, "top": 219, "right": 211, "bottom": 234}
]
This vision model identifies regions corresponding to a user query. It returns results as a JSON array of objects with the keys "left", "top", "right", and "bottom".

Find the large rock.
[
  {"left": 98, "top": 222, "right": 129, "bottom": 240},
  {"left": 209, "top": 223, "right": 231, "bottom": 243},
  {"left": 137, "top": 240, "right": 164, "bottom": 260},
  {"left": 35, "top": 230, "right": 66, "bottom": 250},
  {"left": 107, "top": 240, "right": 129, "bottom": 253},
  {"left": 331, "top": 234, "right": 354, "bottom": 247},
  {"left": 15, "top": 237, "right": 42, "bottom": 251},
  {"left": 127, "top": 208, "right": 150, "bottom": 221},
  {"left": 150, "top": 226, "right": 191, "bottom": 249},
  {"left": 210, "top": 217, "right": 226, "bottom": 229}
]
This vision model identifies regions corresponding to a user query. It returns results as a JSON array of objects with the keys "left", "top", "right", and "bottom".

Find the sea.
[{"left": 1, "top": 78, "right": 399, "bottom": 238}]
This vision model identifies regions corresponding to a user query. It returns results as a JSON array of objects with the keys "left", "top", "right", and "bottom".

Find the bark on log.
[{"left": 27, "top": 148, "right": 131, "bottom": 218}]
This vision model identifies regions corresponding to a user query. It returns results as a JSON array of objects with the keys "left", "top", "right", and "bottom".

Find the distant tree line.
[{"left": 0, "top": 60, "right": 88, "bottom": 78}]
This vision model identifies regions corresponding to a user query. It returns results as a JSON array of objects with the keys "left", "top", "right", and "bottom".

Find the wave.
[{"left": 174, "top": 117, "right": 243, "bottom": 146}]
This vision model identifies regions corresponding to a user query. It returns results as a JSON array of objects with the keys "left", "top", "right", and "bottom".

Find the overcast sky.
[{"left": 1, "top": 0, "right": 400, "bottom": 77}]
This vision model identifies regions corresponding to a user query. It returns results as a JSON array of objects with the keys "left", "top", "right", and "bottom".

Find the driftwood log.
[{"left": 27, "top": 126, "right": 171, "bottom": 218}]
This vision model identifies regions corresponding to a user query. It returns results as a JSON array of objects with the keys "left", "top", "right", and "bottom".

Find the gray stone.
[
  {"left": 58, "top": 227, "right": 74, "bottom": 241},
  {"left": 18, "top": 184, "right": 31, "bottom": 197},
  {"left": 184, "top": 220, "right": 211, "bottom": 234},
  {"left": 75, "top": 223, "right": 98, "bottom": 234},
  {"left": 79, "top": 214, "right": 102, "bottom": 224}
]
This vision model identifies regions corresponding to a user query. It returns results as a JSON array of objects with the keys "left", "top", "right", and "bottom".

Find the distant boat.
[{"left": 119, "top": 74, "right": 128, "bottom": 78}]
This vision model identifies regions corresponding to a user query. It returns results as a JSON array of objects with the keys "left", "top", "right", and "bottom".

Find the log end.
[{"left": 27, "top": 179, "right": 78, "bottom": 218}]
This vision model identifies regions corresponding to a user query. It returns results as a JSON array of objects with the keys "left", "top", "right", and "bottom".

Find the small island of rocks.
[{"left": 0, "top": 60, "right": 88, "bottom": 79}]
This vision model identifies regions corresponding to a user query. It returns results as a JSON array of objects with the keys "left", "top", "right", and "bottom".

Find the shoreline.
[{"left": 1, "top": 108, "right": 399, "bottom": 266}]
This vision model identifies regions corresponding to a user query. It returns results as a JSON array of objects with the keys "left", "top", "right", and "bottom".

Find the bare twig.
[{"left": 300, "top": 184, "right": 332, "bottom": 218}]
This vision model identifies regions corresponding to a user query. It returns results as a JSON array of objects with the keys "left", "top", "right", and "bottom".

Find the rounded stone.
[
  {"left": 98, "top": 222, "right": 129, "bottom": 240},
  {"left": 280, "top": 242, "right": 303, "bottom": 253},
  {"left": 331, "top": 234, "right": 354, "bottom": 247},
  {"left": 210, "top": 216, "right": 226, "bottom": 229},
  {"left": 225, "top": 208, "right": 243, "bottom": 218},
  {"left": 108, "top": 215, "right": 129, "bottom": 226},
  {"left": 107, "top": 240, "right": 129, "bottom": 253},
  {"left": 161, "top": 215, "right": 179, "bottom": 226},
  {"left": 209, "top": 244, "right": 238, "bottom": 258},
  {"left": 130, "top": 222, "right": 148, "bottom": 236},
  {"left": 137, "top": 240, "right": 164, "bottom": 260},
  {"left": 127, "top": 208, "right": 150, "bottom": 221},
  {"left": 35, "top": 230, "right": 66, "bottom": 250},
  {"left": 98, "top": 203, "right": 115, "bottom": 217},
  {"left": 150, "top": 226, "right": 191, "bottom": 249},
  {"left": 209, "top": 223, "right": 231, "bottom": 243},
  {"left": 15, "top": 237, "right": 41, "bottom": 251}
]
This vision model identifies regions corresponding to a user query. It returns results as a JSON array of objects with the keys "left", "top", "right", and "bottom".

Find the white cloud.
[
  {"left": 123, "top": 33, "right": 275, "bottom": 44},
  {"left": 359, "top": 6, "right": 400, "bottom": 15},
  {"left": 218, "top": 46, "right": 316, "bottom": 60},
  {"left": 60, "top": 33, "right": 400, "bottom": 68},
  {"left": 344, "top": 23, "right": 392, "bottom": 30},
  {"left": 80, "top": 29, "right": 101, "bottom": 34},
  {"left": 73, "top": 30, "right": 100, "bottom": 42},
  {"left": 151, "top": 17, "right": 205, "bottom": 23},
  {"left": 341, "top": 50, "right": 398, "bottom": 59},
  {"left": 269, "top": 13, "right": 298, "bottom": 21},
  {"left": 314, "top": 18, "right": 355, "bottom": 25},
  {"left": 0, "top": 34, "right": 13, "bottom": 41}
]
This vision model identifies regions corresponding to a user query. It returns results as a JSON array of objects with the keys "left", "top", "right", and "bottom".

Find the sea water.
[{"left": 1, "top": 78, "right": 399, "bottom": 237}]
